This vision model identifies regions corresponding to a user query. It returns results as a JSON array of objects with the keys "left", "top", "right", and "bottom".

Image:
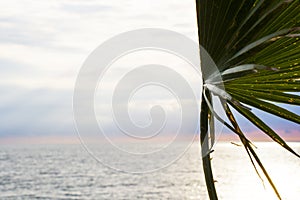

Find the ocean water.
[{"left": 0, "top": 142, "right": 299, "bottom": 200}]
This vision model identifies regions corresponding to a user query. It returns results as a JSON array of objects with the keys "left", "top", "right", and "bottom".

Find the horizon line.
[{"left": 0, "top": 134, "right": 299, "bottom": 145}]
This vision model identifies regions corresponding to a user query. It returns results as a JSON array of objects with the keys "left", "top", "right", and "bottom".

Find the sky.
[{"left": 0, "top": 0, "right": 299, "bottom": 144}]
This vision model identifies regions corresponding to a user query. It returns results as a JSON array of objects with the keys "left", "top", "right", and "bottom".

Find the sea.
[{"left": 0, "top": 142, "right": 299, "bottom": 200}]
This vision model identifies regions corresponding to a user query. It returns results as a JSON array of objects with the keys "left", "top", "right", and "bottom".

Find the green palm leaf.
[{"left": 196, "top": 0, "right": 300, "bottom": 199}]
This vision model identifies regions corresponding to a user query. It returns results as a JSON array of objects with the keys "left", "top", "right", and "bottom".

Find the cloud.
[
  {"left": 0, "top": 86, "right": 74, "bottom": 137},
  {"left": 61, "top": 3, "right": 115, "bottom": 14}
]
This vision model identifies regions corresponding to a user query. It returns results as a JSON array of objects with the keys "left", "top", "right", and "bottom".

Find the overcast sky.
[{"left": 0, "top": 0, "right": 299, "bottom": 143}]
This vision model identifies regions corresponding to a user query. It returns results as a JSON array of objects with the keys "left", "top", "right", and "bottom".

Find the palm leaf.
[
  {"left": 221, "top": 101, "right": 282, "bottom": 199},
  {"left": 196, "top": 0, "right": 300, "bottom": 199}
]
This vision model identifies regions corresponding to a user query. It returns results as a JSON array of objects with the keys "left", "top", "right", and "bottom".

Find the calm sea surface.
[{"left": 0, "top": 142, "right": 299, "bottom": 199}]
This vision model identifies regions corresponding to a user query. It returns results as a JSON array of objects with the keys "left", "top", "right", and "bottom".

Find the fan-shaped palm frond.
[{"left": 196, "top": 0, "right": 300, "bottom": 199}]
